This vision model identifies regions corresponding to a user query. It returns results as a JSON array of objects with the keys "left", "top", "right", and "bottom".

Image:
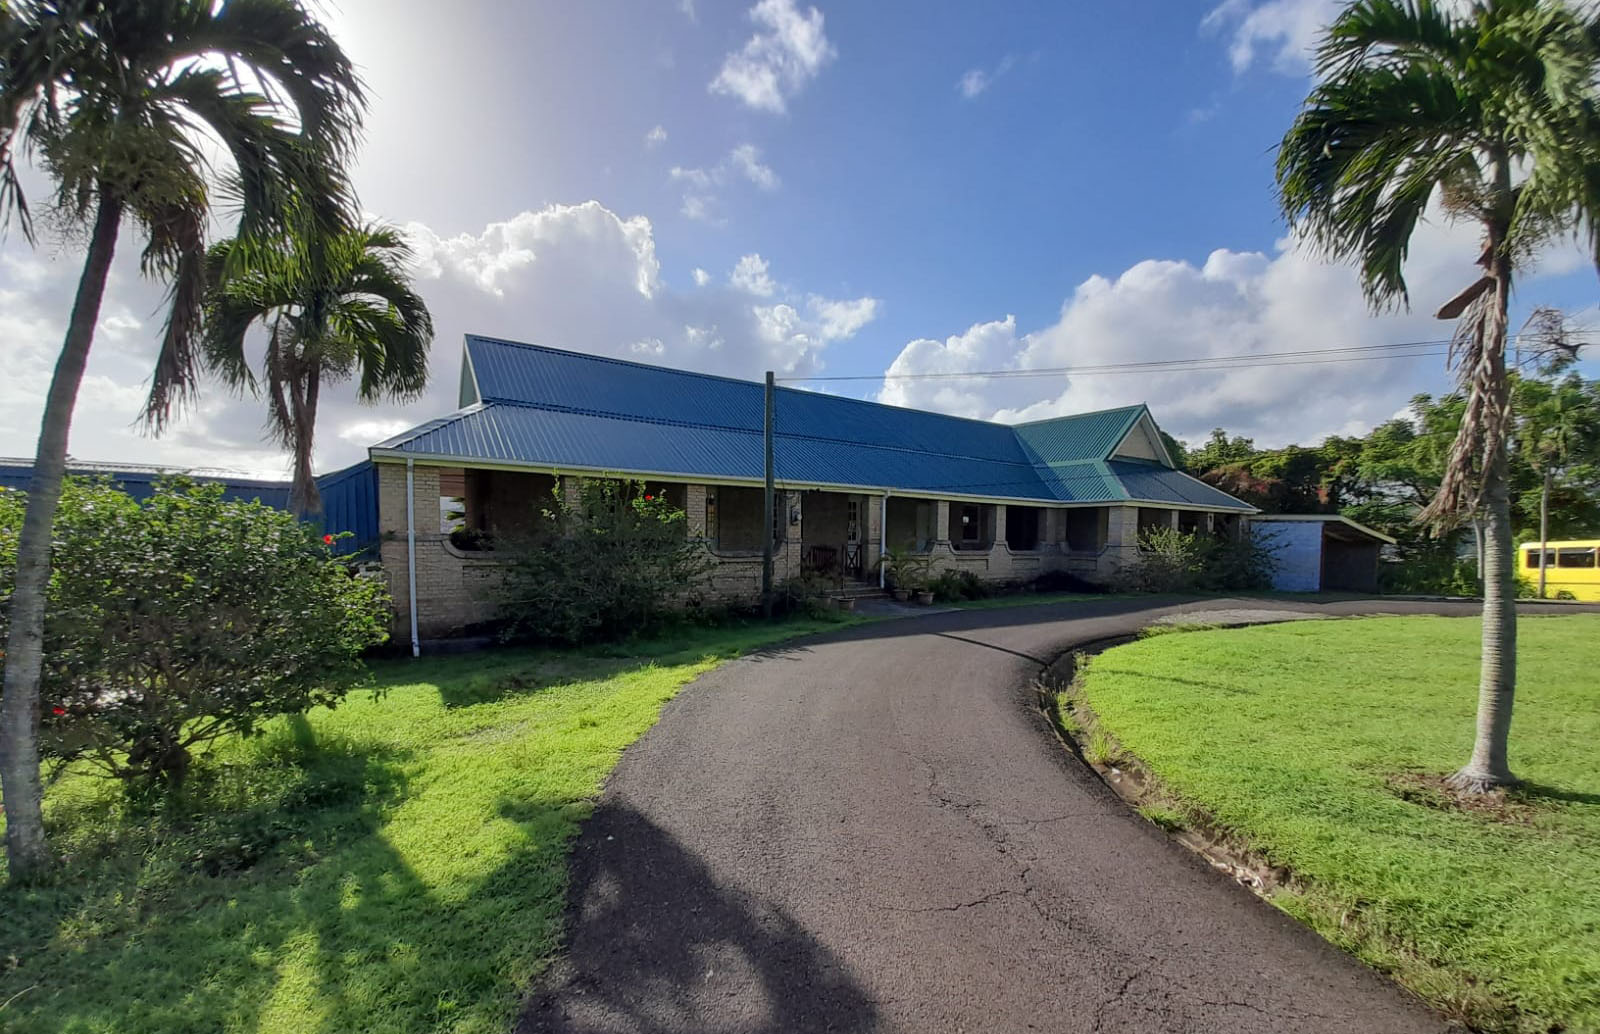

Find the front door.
[{"left": 842, "top": 497, "right": 863, "bottom": 579}]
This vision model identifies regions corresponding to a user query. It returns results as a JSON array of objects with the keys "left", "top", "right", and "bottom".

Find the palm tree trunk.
[
  {"left": 1, "top": 193, "right": 123, "bottom": 880},
  {"left": 286, "top": 362, "right": 323, "bottom": 517},
  {"left": 1449, "top": 258, "right": 1519, "bottom": 793},
  {"left": 1471, "top": 517, "right": 1484, "bottom": 592},
  {"left": 1538, "top": 465, "right": 1551, "bottom": 598}
]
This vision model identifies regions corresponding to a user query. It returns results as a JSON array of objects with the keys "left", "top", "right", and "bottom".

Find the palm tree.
[
  {"left": 203, "top": 222, "right": 433, "bottom": 516},
  {"left": 0, "top": 0, "right": 363, "bottom": 880},
  {"left": 1277, "top": 0, "right": 1600, "bottom": 792},
  {"left": 1517, "top": 371, "right": 1600, "bottom": 595}
]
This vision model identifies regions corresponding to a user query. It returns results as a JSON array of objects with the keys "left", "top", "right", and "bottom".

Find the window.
[
  {"left": 1065, "top": 508, "right": 1104, "bottom": 552},
  {"left": 960, "top": 505, "right": 982, "bottom": 543},
  {"left": 1526, "top": 549, "right": 1554, "bottom": 569},
  {"left": 1556, "top": 548, "right": 1596, "bottom": 569},
  {"left": 1006, "top": 506, "right": 1043, "bottom": 551}
]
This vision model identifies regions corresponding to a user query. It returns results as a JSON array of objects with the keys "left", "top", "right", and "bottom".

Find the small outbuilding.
[{"left": 1251, "top": 514, "right": 1396, "bottom": 594}]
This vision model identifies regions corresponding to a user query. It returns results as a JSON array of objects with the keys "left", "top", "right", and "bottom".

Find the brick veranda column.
[
  {"left": 685, "top": 484, "right": 708, "bottom": 540},
  {"left": 1104, "top": 505, "right": 1142, "bottom": 577}
]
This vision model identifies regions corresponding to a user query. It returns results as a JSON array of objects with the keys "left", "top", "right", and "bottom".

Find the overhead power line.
[{"left": 776, "top": 336, "right": 1594, "bottom": 385}]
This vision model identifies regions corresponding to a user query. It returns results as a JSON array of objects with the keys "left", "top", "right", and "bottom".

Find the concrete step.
[{"left": 829, "top": 584, "right": 888, "bottom": 601}]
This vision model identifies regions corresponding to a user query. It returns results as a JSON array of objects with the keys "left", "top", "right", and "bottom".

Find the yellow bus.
[{"left": 1520, "top": 540, "right": 1600, "bottom": 601}]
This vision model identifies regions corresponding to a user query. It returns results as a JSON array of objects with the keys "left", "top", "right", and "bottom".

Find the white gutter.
[{"left": 405, "top": 457, "right": 420, "bottom": 658}]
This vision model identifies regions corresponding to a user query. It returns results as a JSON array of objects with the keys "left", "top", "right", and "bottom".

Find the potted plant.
[{"left": 879, "top": 545, "right": 922, "bottom": 602}]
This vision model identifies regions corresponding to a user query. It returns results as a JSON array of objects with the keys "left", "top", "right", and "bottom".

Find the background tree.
[
  {"left": 203, "top": 222, "right": 434, "bottom": 515},
  {"left": 1184, "top": 428, "right": 1258, "bottom": 473},
  {"left": 0, "top": 0, "right": 363, "bottom": 879},
  {"left": 1515, "top": 370, "right": 1600, "bottom": 594},
  {"left": 1276, "top": 0, "right": 1600, "bottom": 791}
]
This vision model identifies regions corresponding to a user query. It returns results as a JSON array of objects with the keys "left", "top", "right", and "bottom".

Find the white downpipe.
[
  {"left": 879, "top": 490, "right": 889, "bottom": 588},
  {"left": 406, "top": 457, "right": 420, "bottom": 658}
]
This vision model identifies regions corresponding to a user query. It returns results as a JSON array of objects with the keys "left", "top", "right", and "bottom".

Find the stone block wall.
[{"left": 377, "top": 459, "right": 1230, "bottom": 638}]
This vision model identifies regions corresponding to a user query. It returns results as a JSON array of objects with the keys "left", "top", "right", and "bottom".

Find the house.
[
  {"left": 1250, "top": 514, "right": 1396, "bottom": 593},
  {"left": 0, "top": 457, "right": 380, "bottom": 555},
  {"left": 370, "top": 336, "right": 1256, "bottom": 643}
]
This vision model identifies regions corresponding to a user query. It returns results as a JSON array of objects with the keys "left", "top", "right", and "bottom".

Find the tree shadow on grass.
[
  {"left": 518, "top": 802, "right": 878, "bottom": 1034},
  {"left": 431, "top": 656, "right": 640, "bottom": 708},
  {"left": 425, "top": 639, "right": 818, "bottom": 709},
  {"left": 1513, "top": 781, "right": 1600, "bottom": 807},
  {"left": 0, "top": 722, "right": 417, "bottom": 1034}
]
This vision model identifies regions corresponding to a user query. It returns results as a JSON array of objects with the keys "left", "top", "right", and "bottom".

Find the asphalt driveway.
[{"left": 519, "top": 597, "right": 1501, "bottom": 1034}]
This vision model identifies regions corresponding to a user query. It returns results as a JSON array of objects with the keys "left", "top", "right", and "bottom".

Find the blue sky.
[{"left": 2, "top": 0, "right": 1596, "bottom": 475}]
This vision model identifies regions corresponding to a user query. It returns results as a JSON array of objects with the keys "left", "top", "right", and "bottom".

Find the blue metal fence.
[{"left": 0, "top": 458, "right": 379, "bottom": 555}]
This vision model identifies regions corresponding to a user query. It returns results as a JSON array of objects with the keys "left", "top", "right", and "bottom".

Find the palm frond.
[
  {"left": 1277, "top": 57, "right": 1477, "bottom": 307},
  {"left": 140, "top": 181, "right": 211, "bottom": 430},
  {"left": 1316, "top": 0, "right": 1470, "bottom": 77}
]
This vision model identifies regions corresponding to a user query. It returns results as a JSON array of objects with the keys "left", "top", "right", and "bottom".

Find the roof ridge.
[
  {"left": 466, "top": 333, "right": 1039, "bottom": 435},
  {"left": 1012, "top": 402, "right": 1147, "bottom": 428},
  {"left": 467, "top": 334, "right": 768, "bottom": 393}
]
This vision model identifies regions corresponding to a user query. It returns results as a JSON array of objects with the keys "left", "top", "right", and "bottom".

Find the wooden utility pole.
[{"left": 762, "top": 370, "right": 775, "bottom": 618}]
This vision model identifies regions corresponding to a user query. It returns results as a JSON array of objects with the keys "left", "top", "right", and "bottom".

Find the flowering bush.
[{"left": 0, "top": 478, "right": 390, "bottom": 787}]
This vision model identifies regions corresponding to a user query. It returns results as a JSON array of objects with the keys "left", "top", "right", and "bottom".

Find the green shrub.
[
  {"left": 0, "top": 478, "right": 390, "bottom": 788},
  {"left": 927, "top": 570, "right": 966, "bottom": 602},
  {"left": 774, "top": 571, "right": 836, "bottom": 618},
  {"left": 1113, "top": 525, "right": 1278, "bottom": 593},
  {"left": 497, "top": 478, "right": 711, "bottom": 645}
]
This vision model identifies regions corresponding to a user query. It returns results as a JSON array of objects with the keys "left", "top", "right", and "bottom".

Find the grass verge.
[
  {"left": 1075, "top": 614, "right": 1600, "bottom": 1033},
  {"left": 0, "top": 614, "right": 853, "bottom": 1034}
]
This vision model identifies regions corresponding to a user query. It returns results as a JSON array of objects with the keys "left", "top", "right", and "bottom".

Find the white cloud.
[
  {"left": 710, "top": 0, "right": 836, "bottom": 114},
  {"left": 644, "top": 124, "right": 668, "bottom": 148},
  {"left": 728, "top": 144, "right": 780, "bottom": 191},
  {"left": 692, "top": 267, "right": 712, "bottom": 286},
  {"left": 730, "top": 253, "right": 776, "bottom": 296},
  {"left": 337, "top": 418, "right": 414, "bottom": 445},
  {"left": 1202, "top": 0, "right": 1339, "bottom": 74},
  {"left": 408, "top": 200, "right": 661, "bottom": 299},
  {"left": 956, "top": 55, "right": 1016, "bottom": 100},
  {"left": 678, "top": 0, "right": 696, "bottom": 21},
  {"left": 808, "top": 295, "right": 879, "bottom": 339},
  {"left": 1, "top": 201, "right": 880, "bottom": 475},
  {"left": 670, "top": 144, "right": 780, "bottom": 222},
  {"left": 877, "top": 205, "right": 1584, "bottom": 448}
]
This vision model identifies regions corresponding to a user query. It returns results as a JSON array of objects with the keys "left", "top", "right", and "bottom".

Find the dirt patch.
[{"left": 1385, "top": 772, "right": 1542, "bottom": 827}]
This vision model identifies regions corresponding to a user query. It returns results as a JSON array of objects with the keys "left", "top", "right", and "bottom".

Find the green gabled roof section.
[{"left": 1013, "top": 404, "right": 1148, "bottom": 465}]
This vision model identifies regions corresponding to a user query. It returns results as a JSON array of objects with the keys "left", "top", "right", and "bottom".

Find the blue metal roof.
[
  {"left": 375, "top": 337, "right": 1253, "bottom": 511},
  {"left": 0, "top": 459, "right": 380, "bottom": 554}
]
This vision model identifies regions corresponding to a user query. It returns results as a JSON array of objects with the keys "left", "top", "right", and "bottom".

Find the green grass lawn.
[
  {"left": 0, "top": 615, "right": 850, "bottom": 1034},
  {"left": 1075, "top": 615, "right": 1600, "bottom": 1034}
]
